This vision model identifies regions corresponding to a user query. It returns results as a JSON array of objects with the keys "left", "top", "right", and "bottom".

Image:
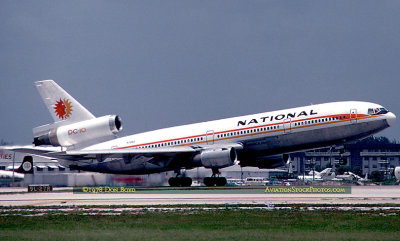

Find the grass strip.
[{"left": 1, "top": 207, "right": 400, "bottom": 240}]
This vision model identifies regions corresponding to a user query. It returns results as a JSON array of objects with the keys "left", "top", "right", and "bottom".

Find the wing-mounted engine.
[
  {"left": 193, "top": 147, "right": 237, "bottom": 168},
  {"left": 33, "top": 115, "right": 122, "bottom": 147}
]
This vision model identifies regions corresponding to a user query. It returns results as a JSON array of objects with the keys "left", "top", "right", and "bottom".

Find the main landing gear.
[
  {"left": 203, "top": 168, "right": 227, "bottom": 187},
  {"left": 168, "top": 169, "right": 192, "bottom": 187}
]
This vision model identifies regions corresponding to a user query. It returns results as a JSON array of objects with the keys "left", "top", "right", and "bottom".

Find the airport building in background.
[{"left": 290, "top": 138, "right": 400, "bottom": 176}]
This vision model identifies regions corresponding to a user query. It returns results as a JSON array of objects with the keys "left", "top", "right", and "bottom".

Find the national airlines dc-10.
[{"left": 4, "top": 80, "right": 396, "bottom": 186}]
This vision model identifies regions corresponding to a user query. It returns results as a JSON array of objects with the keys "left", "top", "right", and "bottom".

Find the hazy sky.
[{"left": 1, "top": 1, "right": 399, "bottom": 145}]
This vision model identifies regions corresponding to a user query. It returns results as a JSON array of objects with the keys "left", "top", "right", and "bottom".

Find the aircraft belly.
[{"left": 63, "top": 156, "right": 173, "bottom": 175}]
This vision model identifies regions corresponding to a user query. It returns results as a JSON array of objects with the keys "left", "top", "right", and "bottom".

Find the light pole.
[{"left": 11, "top": 152, "right": 15, "bottom": 186}]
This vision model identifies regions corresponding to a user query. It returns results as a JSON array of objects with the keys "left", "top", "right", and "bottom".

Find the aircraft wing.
[
  {"left": 1, "top": 145, "right": 197, "bottom": 160},
  {"left": 67, "top": 143, "right": 243, "bottom": 156},
  {"left": 2, "top": 143, "right": 243, "bottom": 162},
  {"left": 65, "top": 146, "right": 199, "bottom": 159}
]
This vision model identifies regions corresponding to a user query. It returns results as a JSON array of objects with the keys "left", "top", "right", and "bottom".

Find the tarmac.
[{"left": 0, "top": 185, "right": 399, "bottom": 206}]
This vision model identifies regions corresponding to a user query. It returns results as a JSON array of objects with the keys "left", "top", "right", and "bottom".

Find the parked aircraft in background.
[
  {"left": 335, "top": 172, "right": 368, "bottom": 182},
  {"left": 0, "top": 170, "right": 24, "bottom": 184},
  {"left": 4, "top": 80, "right": 396, "bottom": 186},
  {"left": 0, "top": 156, "right": 33, "bottom": 186},
  {"left": 298, "top": 168, "right": 336, "bottom": 181},
  {"left": 298, "top": 168, "right": 369, "bottom": 182}
]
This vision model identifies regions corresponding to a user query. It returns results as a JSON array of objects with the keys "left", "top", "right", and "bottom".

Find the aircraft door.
[
  {"left": 283, "top": 118, "right": 292, "bottom": 133},
  {"left": 350, "top": 109, "right": 357, "bottom": 124},
  {"left": 206, "top": 130, "right": 214, "bottom": 144}
]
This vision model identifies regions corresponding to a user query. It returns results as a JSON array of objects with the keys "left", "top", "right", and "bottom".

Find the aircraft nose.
[{"left": 386, "top": 112, "right": 396, "bottom": 126}]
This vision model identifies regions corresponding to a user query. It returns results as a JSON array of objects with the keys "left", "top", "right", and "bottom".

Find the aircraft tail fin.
[
  {"left": 33, "top": 80, "right": 121, "bottom": 148},
  {"left": 33, "top": 80, "right": 96, "bottom": 137},
  {"left": 16, "top": 156, "right": 34, "bottom": 174},
  {"left": 35, "top": 80, "right": 95, "bottom": 124}
]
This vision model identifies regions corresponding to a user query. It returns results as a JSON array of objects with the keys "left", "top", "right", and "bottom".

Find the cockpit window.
[{"left": 368, "top": 108, "right": 389, "bottom": 115}]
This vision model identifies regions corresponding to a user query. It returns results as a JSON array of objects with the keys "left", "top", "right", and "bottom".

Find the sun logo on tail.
[{"left": 54, "top": 98, "right": 73, "bottom": 120}]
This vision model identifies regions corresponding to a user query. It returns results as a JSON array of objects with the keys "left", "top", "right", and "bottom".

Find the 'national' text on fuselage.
[{"left": 237, "top": 109, "right": 318, "bottom": 126}]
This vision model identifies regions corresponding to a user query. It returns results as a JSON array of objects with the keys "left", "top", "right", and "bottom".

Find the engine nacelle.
[
  {"left": 193, "top": 147, "right": 237, "bottom": 168},
  {"left": 33, "top": 115, "right": 122, "bottom": 147}
]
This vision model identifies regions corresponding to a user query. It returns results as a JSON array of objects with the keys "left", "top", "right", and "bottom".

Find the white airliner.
[
  {"left": 0, "top": 170, "right": 24, "bottom": 184},
  {"left": 0, "top": 156, "right": 33, "bottom": 185},
  {"left": 5, "top": 80, "right": 396, "bottom": 186}
]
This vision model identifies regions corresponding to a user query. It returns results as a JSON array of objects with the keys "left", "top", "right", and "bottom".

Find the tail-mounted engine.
[{"left": 33, "top": 115, "right": 122, "bottom": 147}]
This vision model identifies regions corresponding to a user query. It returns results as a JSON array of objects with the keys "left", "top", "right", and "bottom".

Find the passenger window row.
[
  {"left": 294, "top": 116, "right": 346, "bottom": 127},
  {"left": 136, "top": 115, "right": 347, "bottom": 149}
]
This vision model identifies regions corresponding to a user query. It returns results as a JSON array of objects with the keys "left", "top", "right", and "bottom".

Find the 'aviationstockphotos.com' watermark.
[
  {"left": 264, "top": 186, "right": 351, "bottom": 194},
  {"left": 71, "top": 186, "right": 351, "bottom": 194}
]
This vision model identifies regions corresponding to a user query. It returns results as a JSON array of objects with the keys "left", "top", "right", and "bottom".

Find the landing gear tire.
[
  {"left": 182, "top": 177, "right": 192, "bottom": 187},
  {"left": 168, "top": 177, "right": 192, "bottom": 187},
  {"left": 168, "top": 177, "right": 178, "bottom": 187},
  {"left": 204, "top": 177, "right": 213, "bottom": 186},
  {"left": 216, "top": 177, "right": 227, "bottom": 186},
  {"left": 204, "top": 177, "right": 227, "bottom": 187}
]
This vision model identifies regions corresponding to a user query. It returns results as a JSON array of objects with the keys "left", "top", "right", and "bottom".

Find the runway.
[{"left": 0, "top": 186, "right": 399, "bottom": 206}]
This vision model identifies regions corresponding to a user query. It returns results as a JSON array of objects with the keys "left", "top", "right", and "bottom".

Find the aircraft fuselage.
[{"left": 59, "top": 101, "right": 396, "bottom": 174}]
